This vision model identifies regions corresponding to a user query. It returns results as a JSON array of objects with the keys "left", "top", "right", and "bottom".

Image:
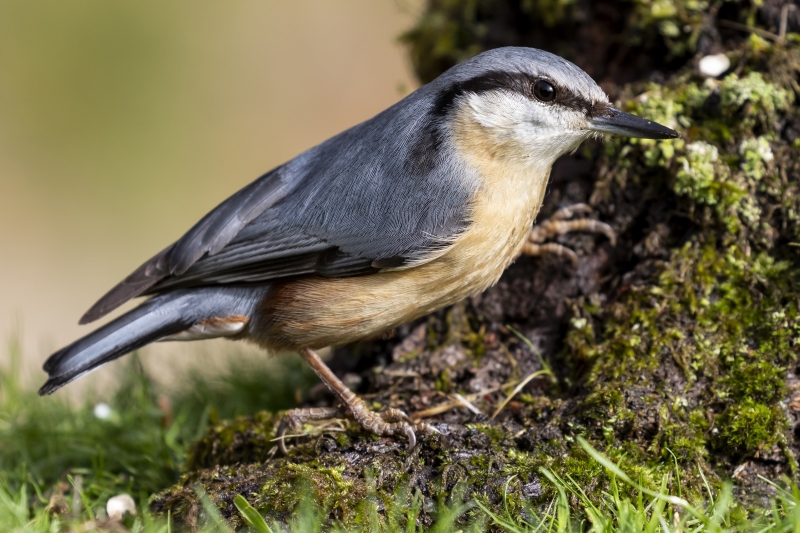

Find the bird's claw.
[
  {"left": 277, "top": 406, "right": 345, "bottom": 455},
  {"left": 403, "top": 426, "right": 416, "bottom": 449},
  {"left": 277, "top": 402, "right": 432, "bottom": 454},
  {"left": 351, "top": 403, "right": 432, "bottom": 450},
  {"left": 521, "top": 203, "right": 616, "bottom": 265}
]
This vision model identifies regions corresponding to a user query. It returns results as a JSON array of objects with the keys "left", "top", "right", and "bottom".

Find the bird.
[{"left": 39, "top": 47, "right": 678, "bottom": 450}]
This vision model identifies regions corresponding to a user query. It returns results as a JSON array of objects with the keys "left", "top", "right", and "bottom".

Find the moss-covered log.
[{"left": 152, "top": 1, "right": 800, "bottom": 529}]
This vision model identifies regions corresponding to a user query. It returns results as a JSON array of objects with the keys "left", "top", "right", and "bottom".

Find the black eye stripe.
[{"left": 431, "top": 70, "right": 598, "bottom": 117}]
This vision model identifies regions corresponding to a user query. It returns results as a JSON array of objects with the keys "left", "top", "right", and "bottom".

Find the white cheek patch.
[
  {"left": 465, "top": 92, "right": 529, "bottom": 132},
  {"left": 463, "top": 91, "right": 591, "bottom": 168}
]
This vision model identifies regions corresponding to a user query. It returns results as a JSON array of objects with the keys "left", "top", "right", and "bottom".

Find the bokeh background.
[{"left": 0, "top": 1, "right": 421, "bottom": 390}]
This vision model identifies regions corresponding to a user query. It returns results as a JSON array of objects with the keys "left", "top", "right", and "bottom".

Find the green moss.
[
  {"left": 627, "top": 0, "right": 732, "bottom": 56},
  {"left": 721, "top": 360, "right": 785, "bottom": 404},
  {"left": 675, "top": 141, "right": 731, "bottom": 206},
  {"left": 600, "top": 56, "right": 798, "bottom": 241},
  {"left": 399, "top": 0, "right": 490, "bottom": 84},
  {"left": 739, "top": 136, "right": 774, "bottom": 181},
  {"left": 660, "top": 409, "right": 709, "bottom": 464},
  {"left": 401, "top": 0, "right": 753, "bottom": 84},
  {"left": 716, "top": 399, "right": 784, "bottom": 454},
  {"left": 185, "top": 411, "right": 280, "bottom": 471},
  {"left": 467, "top": 423, "right": 507, "bottom": 445},
  {"left": 520, "top": 0, "right": 578, "bottom": 26},
  {"left": 720, "top": 72, "right": 792, "bottom": 120},
  {"left": 579, "top": 388, "right": 631, "bottom": 445},
  {"left": 258, "top": 462, "right": 358, "bottom": 521},
  {"left": 435, "top": 367, "right": 453, "bottom": 392},
  {"left": 563, "top": 225, "right": 798, "bottom": 470}
]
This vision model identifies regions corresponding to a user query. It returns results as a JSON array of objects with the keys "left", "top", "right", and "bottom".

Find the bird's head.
[{"left": 430, "top": 47, "right": 678, "bottom": 173}]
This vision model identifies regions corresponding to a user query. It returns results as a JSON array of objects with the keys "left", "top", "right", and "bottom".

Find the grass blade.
[{"left": 234, "top": 494, "right": 274, "bottom": 533}]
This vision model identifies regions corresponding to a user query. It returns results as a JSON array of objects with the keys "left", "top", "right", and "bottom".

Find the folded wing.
[{"left": 81, "top": 87, "right": 477, "bottom": 325}]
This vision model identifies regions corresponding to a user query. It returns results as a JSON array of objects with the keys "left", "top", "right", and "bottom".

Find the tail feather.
[{"left": 39, "top": 286, "right": 266, "bottom": 395}]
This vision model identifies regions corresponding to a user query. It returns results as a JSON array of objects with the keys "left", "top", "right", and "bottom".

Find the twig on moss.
[
  {"left": 490, "top": 369, "right": 551, "bottom": 420},
  {"left": 780, "top": 4, "right": 796, "bottom": 41},
  {"left": 269, "top": 419, "right": 346, "bottom": 443},
  {"left": 452, "top": 393, "right": 484, "bottom": 416},
  {"left": 718, "top": 19, "right": 782, "bottom": 42},
  {"left": 507, "top": 324, "right": 554, "bottom": 379},
  {"left": 411, "top": 381, "right": 516, "bottom": 420}
]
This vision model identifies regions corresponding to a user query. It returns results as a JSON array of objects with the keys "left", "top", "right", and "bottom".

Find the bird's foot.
[
  {"left": 277, "top": 402, "right": 433, "bottom": 454},
  {"left": 277, "top": 406, "right": 344, "bottom": 454},
  {"left": 520, "top": 203, "right": 616, "bottom": 266},
  {"left": 346, "top": 399, "right": 434, "bottom": 450},
  {"left": 278, "top": 347, "right": 435, "bottom": 454}
]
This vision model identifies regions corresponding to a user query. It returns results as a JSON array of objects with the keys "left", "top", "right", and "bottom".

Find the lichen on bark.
[{"left": 151, "top": 1, "right": 800, "bottom": 529}]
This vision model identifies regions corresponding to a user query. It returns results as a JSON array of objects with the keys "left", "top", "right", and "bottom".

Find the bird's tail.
[{"left": 39, "top": 286, "right": 266, "bottom": 395}]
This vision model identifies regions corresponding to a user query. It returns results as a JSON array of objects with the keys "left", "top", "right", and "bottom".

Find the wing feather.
[
  {"left": 80, "top": 166, "right": 293, "bottom": 324},
  {"left": 81, "top": 81, "right": 477, "bottom": 324}
]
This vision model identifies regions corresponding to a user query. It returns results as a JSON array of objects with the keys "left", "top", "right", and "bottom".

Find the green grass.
[
  {"left": 2, "top": 340, "right": 800, "bottom": 532},
  {"left": 0, "top": 339, "right": 317, "bottom": 532},
  {"left": 478, "top": 460, "right": 800, "bottom": 533}
]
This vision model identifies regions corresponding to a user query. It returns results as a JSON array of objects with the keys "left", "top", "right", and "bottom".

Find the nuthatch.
[{"left": 39, "top": 47, "right": 677, "bottom": 448}]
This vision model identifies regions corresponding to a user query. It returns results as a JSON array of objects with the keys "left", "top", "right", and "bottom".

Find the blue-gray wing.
[{"left": 80, "top": 84, "right": 476, "bottom": 324}]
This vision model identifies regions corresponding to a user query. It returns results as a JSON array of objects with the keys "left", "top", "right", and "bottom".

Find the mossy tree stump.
[{"left": 152, "top": 1, "right": 800, "bottom": 528}]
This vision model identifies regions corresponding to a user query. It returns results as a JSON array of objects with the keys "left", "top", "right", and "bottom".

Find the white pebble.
[
  {"left": 699, "top": 53, "right": 730, "bottom": 77},
  {"left": 93, "top": 402, "right": 112, "bottom": 419},
  {"left": 106, "top": 494, "right": 136, "bottom": 520}
]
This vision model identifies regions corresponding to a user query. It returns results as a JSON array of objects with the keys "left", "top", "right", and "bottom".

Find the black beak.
[{"left": 589, "top": 108, "right": 679, "bottom": 140}]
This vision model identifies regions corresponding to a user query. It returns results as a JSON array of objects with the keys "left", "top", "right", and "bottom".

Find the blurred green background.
[{"left": 0, "top": 1, "right": 421, "bottom": 390}]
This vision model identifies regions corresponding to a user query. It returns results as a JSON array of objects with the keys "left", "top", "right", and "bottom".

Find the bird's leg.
[
  {"left": 520, "top": 203, "right": 616, "bottom": 266},
  {"left": 278, "top": 347, "right": 432, "bottom": 454}
]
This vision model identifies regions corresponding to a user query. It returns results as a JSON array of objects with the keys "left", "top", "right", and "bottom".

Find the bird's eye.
[{"left": 532, "top": 80, "right": 556, "bottom": 102}]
